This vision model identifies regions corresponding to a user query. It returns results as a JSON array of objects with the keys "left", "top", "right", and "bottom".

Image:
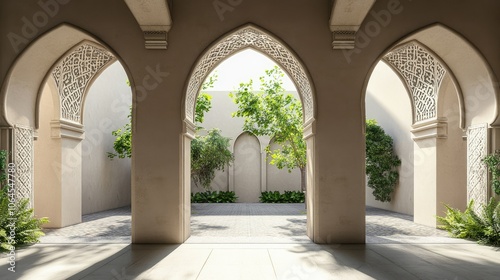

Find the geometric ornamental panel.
[
  {"left": 52, "top": 43, "right": 114, "bottom": 123},
  {"left": 384, "top": 42, "right": 446, "bottom": 123},
  {"left": 13, "top": 125, "right": 34, "bottom": 207},
  {"left": 185, "top": 25, "right": 315, "bottom": 124},
  {"left": 466, "top": 123, "right": 489, "bottom": 213}
]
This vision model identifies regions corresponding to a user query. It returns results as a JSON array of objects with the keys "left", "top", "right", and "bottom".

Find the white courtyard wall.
[
  {"left": 81, "top": 62, "right": 132, "bottom": 214},
  {"left": 365, "top": 61, "right": 414, "bottom": 215}
]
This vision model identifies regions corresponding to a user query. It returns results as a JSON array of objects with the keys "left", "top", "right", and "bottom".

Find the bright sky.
[{"left": 207, "top": 49, "right": 297, "bottom": 91}]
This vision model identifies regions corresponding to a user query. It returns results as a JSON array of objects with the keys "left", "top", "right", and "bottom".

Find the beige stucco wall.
[
  {"left": 365, "top": 61, "right": 414, "bottom": 215},
  {"left": 2, "top": 0, "right": 500, "bottom": 243},
  {"left": 81, "top": 61, "right": 132, "bottom": 214}
]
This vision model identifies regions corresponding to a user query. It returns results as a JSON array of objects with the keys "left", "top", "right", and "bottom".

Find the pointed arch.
[
  {"left": 1, "top": 23, "right": 132, "bottom": 129},
  {"left": 233, "top": 131, "right": 261, "bottom": 203},
  {"left": 387, "top": 24, "right": 497, "bottom": 128},
  {"left": 183, "top": 24, "right": 316, "bottom": 126}
]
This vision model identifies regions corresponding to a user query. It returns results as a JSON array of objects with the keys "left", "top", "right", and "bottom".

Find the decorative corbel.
[
  {"left": 144, "top": 29, "right": 169, "bottom": 50},
  {"left": 330, "top": 0, "right": 376, "bottom": 50},
  {"left": 124, "top": 0, "right": 172, "bottom": 50}
]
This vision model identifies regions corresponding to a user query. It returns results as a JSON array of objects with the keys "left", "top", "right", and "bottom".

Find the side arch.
[
  {"left": 1, "top": 23, "right": 133, "bottom": 129},
  {"left": 362, "top": 23, "right": 497, "bottom": 226},
  {"left": 0, "top": 23, "right": 134, "bottom": 227},
  {"left": 391, "top": 24, "right": 498, "bottom": 128}
]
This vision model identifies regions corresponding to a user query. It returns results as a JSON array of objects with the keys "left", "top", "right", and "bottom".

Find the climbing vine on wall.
[
  {"left": 365, "top": 120, "right": 401, "bottom": 202},
  {"left": 482, "top": 151, "right": 500, "bottom": 195}
]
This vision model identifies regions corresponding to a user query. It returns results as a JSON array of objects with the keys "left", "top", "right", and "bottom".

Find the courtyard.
[
  {"left": 40, "top": 204, "right": 454, "bottom": 245},
  {"left": 2, "top": 1, "right": 500, "bottom": 279},
  {"left": 2, "top": 204, "right": 499, "bottom": 279}
]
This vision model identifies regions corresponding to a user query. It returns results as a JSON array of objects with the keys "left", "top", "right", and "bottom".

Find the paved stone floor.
[
  {"left": 3, "top": 204, "right": 499, "bottom": 279},
  {"left": 41, "top": 203, "right": 454, "bottom": 244}
]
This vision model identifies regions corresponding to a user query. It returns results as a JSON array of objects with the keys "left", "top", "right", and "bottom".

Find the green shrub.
[
  {"left": 260, "top": 190, "right": 305, "bottom": 203},
  {"left": 365, "top": 119, "right": 401, "bottom": 202},
  {"left": 0, "top": 150, "right": 48, "bottom": 251},
  {"left": 0, "top": 187, "right": 49, "bottom": 251},
  {"left": 437, "top": 198, "right": 500, "bottom": 246},
  {"left": 191, "top": 191, "right": 237, "bottom": 203},
  {"left": 482, "top": 151, "right": 500, "bottom": 195}
]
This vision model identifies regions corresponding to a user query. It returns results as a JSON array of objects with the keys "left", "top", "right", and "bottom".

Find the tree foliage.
[
  {"left": 108, "top": 109, "right": 132, "bottom": 159},
  {"left": 191, "top": 129, "right": 233, "bottom": 190},
  {"left": 230, "top": 66, "right": 307, "bottom": 190},
  {"left": 365, "top": 120, "right": 401, "bottom": 202},
  {"left": 0, "top": 150, "right": 7, "bottom": 187},
  {"left": 195, "top": 73, "right": 217, "bottom": 124}
]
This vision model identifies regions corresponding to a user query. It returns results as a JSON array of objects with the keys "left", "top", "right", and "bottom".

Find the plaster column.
[
  {"left": 180, "top": 121, "right": 195, "bottom": 241},
  {"left": 412, "top": 119, "right": 461, "bottom": 227},
  {"left": 36, "top": 120, "right": 83, "bottom": 228}
]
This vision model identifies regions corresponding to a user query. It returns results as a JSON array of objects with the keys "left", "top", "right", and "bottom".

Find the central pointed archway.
[{"left": 181, "top": 24, "right": 317, "bottom": 242}]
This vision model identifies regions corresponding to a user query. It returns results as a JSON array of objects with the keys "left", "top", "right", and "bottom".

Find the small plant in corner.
[
  {"left": 0, "top": 150, "right": 48, "bottom": 252},
  {"left": 437, "top": 198, "right": 500, "bottom": 247}
]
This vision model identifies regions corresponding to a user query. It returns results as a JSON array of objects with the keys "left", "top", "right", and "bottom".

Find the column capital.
[
  {"left": 411, "top": 118, "right": 448, "bottom": 141},
  {"left": 50, "top": 119, "right": 84, "bottom": 140}
]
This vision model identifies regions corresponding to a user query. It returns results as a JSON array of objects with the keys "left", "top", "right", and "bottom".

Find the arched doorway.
[
  {"left": 233, "top": 132, "right": 261, "bottom": 203},
  {"left": 363, "top": 24, "right": 499, "bottom": 229},
  {"left": 1, "top": 25, "right": 134, "bottom": 231},
  {"left": 182, "top": 24, "right": 317, "bottom": 241}
]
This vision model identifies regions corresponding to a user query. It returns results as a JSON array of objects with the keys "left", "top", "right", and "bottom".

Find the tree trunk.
[
  {"left": 300, "top": 167, "right": 307, "bottom": 209},
  {"left": 300, "top": 167, "right": 306, "bottom": 192}
]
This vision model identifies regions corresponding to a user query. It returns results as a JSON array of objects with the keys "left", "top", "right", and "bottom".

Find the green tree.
[
  {"left": 365, "top": 119, "right": 401, "bottom": 202},
  {"left": 230, "top": 66, "right": 307, "bottom": 191}
]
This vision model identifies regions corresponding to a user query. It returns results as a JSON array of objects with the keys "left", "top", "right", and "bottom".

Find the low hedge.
[
  {"left": 260, "top": 191, "right": 305, "bottom": 203},
  {"left": 191, "top": 191, "right": 237, "bottom": 203}
]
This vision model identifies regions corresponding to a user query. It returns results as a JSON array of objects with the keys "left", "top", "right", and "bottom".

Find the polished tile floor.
[{"left": 1, "top": 204, "right": 499, "bottom": 279}]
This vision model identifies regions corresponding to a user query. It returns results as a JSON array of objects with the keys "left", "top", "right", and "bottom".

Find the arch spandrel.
[
  {"left": 383, "top": 41, "right": 447, "bottom": 125},
  {"left": 50, "top": 42, "right": 116, "bottom": 124}
]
